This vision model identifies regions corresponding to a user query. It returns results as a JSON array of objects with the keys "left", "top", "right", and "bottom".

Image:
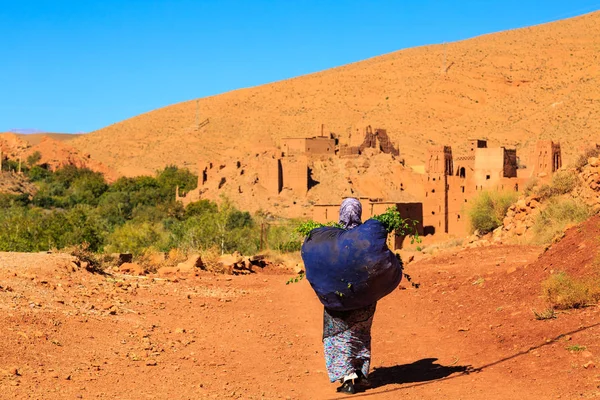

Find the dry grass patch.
[
  {"left": 535, "top": 170, "right": 580, "bottom": 200},
  {"left": 542, "top": 271, "right": 600, "bottom": 309},
  {"left": 532, "top": 198, "right": 590, "bottom": 244}
]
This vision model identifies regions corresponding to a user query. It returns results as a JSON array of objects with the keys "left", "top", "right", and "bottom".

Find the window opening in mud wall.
[
  {"left": 459, "top": 167, "right": 466, "bottom": 178},
  {"left": 461, "top": 186, "right": 465, "bottom": 193},
  {"left": 486, "top": 175, "right": 490, "bottom": 180}
]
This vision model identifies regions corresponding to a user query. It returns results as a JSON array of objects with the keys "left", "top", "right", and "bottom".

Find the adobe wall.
[
  {"left": 473, "top": 148, "right": 505, "bottom": 185},
  {"left": 422, "top": 173, "right": 448, "bottom": 236},
  {"left": 358, "top": 126, "right": 400, "bottom": 156},
  {"left": 305, "top": 137, "right": 335, "bottom": 155},
  {"left": 392, "top": 165, "right": 424, "bottom": 199},
  {"left": 446, "top": 176, "right": 471, "bottom": 236},
  {"left": 426, "top": 146, "right": 453, "bottom": 175},
  {"left": 530, "top": 140, "right": 562, "bottom": 177},
  {"left": 313, "top": 205, "right": 339, "bottom": 223},
  {"left": 454, "top": 155, "right": 475, "bottom": 179},
  {"left": 258, "top": 156, "right": 281, "bottom": 196},
  {"left": 280, "top": 155, "right": 308, "bottom": 195},
  {"left": 282, "top": 138, "right": 306, "bottom": 156},
  {"left": 338, "top": 145, "right": 360, "bottom": 157}
]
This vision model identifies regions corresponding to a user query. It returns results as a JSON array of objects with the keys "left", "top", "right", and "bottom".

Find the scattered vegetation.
[
  {"left": 535, "top": 170, "right": 579, "bottom": 200},
  {"left": 296, "top": 221, "right": 342, "bottom": 236},
  {"left": 286, "top": 272, "right": 305, "bottom": 285},
  {"left": 67, "top": 242, "right": 103, "bottom": 274},
  {"left": 468, "top": 190, "right": 518, "bottom": 234},
  {"left": 372, "top": 208, "right": 420, "bottom": 241},
  {"left": 574, "top": 146, "right": 600, "bottom": 171},
  {"left": 532, "top": 198, "right": 590, "bottom": 244},
  {"left": 523, "top": 177, "right": 539, "bottom": 196},
  {"left": 541, "top": 271, "right": 600, "bottom": 309},
  {"left": 418, "top": 238, "right": 463, "bottom": 254},
  {"left": 532, "top": 308, "right": 557, "bottom": 320},
  {"left": 566, "top": 344, "right": 587, "bottom": 352},
  {"left": 296, "top": 207, "right": 420, "bottom": 239}
]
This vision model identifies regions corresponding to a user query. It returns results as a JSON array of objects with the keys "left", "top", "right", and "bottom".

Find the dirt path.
[{"left": 1, "top": 245, "right": 600, "bottom": 399}]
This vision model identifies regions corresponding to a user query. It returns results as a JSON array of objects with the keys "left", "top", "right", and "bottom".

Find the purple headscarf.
[{"left": 339, "top": 198, "right": 362, "bottom": 230}]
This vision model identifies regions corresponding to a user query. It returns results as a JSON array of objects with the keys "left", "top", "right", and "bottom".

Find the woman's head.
[{"left": 339, "top": 197, "right": 362, "bottom": 229}]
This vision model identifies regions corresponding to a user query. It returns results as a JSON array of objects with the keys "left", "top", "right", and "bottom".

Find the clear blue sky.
[{"left": 1, "top": 0, "right": 599, "bottom": 133}]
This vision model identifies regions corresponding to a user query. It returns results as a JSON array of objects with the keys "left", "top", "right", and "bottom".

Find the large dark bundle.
[{"left": 301, "top": 219, "right": 402, "bottom": 311}]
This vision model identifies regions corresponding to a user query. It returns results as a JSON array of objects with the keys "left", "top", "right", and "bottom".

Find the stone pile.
[
  {"left": 215, "top": 253, "right": 268, "bottom": 275},
  {"left": 573, "top": 157, "right": 600, "bottom": 212},
  {"left": 498, "top": 195, "right": 542, "bottom": 239},
  {"left": 492, "top": 156, "right": 599, "bottom": 242}
]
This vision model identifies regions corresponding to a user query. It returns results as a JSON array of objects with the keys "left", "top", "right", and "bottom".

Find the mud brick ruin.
[
  {"left": 423, "top": 139, "right": 561, "bottom": 236},
  {"left": 339, "top": 125, "right": 400, "bottom": 157},
  {"left": 176, "top": 151, "right": 311, "bottom": 205},
  {"left": 177, "top": 124, "right": 402, "bottom": 205},
  {"left": 281, "top": 125, "right": 336, "bottom": 156},
  {"left": 176, "top": 121, "right": 562, "bottom": 244},
  {"left": 314, "top": 138, "right": 562, "bottom": 246}
]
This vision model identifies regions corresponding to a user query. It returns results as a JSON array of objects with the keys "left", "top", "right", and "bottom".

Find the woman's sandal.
[{"left": 336, "top": 380, "right": 356, "bottom": 395}]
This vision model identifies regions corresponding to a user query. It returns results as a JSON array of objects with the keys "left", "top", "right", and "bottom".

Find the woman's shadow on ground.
[{"left": 367, "top": 358, "right": 472, "bottom": 390}]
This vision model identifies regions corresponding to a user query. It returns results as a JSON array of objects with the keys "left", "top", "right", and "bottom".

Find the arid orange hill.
[
  {"left": 68, "top": 11, "right": 600, "bottom": 218},
  {"left": 16, "top": 133, "right": 82, "bottom": 146},
  {"left": 72, "top": 11, "right": 600, "bottom": 172},
  {"left": 0, "top": 133, "right": 117, "bottom": 182}
]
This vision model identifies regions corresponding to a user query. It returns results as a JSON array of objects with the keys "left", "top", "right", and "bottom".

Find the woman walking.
[{"left": 322, "top": 198, "right": 376, "bottom": 394}]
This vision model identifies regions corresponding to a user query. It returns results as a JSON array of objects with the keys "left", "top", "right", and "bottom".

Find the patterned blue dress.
[{"left": 323, "top": 303, "right": 377, "bottom": 382}]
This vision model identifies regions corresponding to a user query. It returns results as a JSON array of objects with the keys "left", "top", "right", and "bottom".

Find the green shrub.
[
  {"left": 62, "top": 205, "right": 107, "bottom": 252},
  {"left": 105, "top": 221, "right": 170, "bottom": 255},
  {"left": 0, "top": 207, "right": 69, "bottom": 251},
  {"left": 184, "top": 200, "right": 218, "bottom": 218},
  {"left": 542, "top": 272, "right": 600, "bottom": 309},
  {"left": 26, "top": 151, "right": 42, "bottom": 167},
  {"left": 28, "top": 165, "right": 51, "bottom": 181},
  {"left": 0, "top": 193, "right": 30, "bottom": 208},
  {"left": 468, "top": 190, "right": 518, "bottom": 234},
  {"left": 532, "top": 198, "right": 590, "bottom": 244},
  {"left": 157, "top": 165, "right": 197, "bottom": 196},
  {"left": 267, "top": 222, "right": 303, "bottom": 252},
  {"left": 0, "top": 164, "right": 265, "bottom": 257}
]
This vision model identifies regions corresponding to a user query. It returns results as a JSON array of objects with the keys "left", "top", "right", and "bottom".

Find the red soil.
[{"left": 2, "top": 222, "right": 600, "bottom": 399}]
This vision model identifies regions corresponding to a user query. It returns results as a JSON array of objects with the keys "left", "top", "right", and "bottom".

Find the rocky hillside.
[{"left": 464, "top": 153, "right": 600, "bottom": 247}]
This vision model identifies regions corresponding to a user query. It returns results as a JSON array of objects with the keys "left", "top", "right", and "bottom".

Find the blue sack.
[{"left": 301, "top": 219, "right": 403, "bottom": 311}]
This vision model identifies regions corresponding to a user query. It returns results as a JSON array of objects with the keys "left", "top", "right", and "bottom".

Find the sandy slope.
[
  {"left": 71, "top": 11, "right": 600, "bottom": 179},
  {"left": 16, "top": 133, "right": 81, "bottom": 146}
]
